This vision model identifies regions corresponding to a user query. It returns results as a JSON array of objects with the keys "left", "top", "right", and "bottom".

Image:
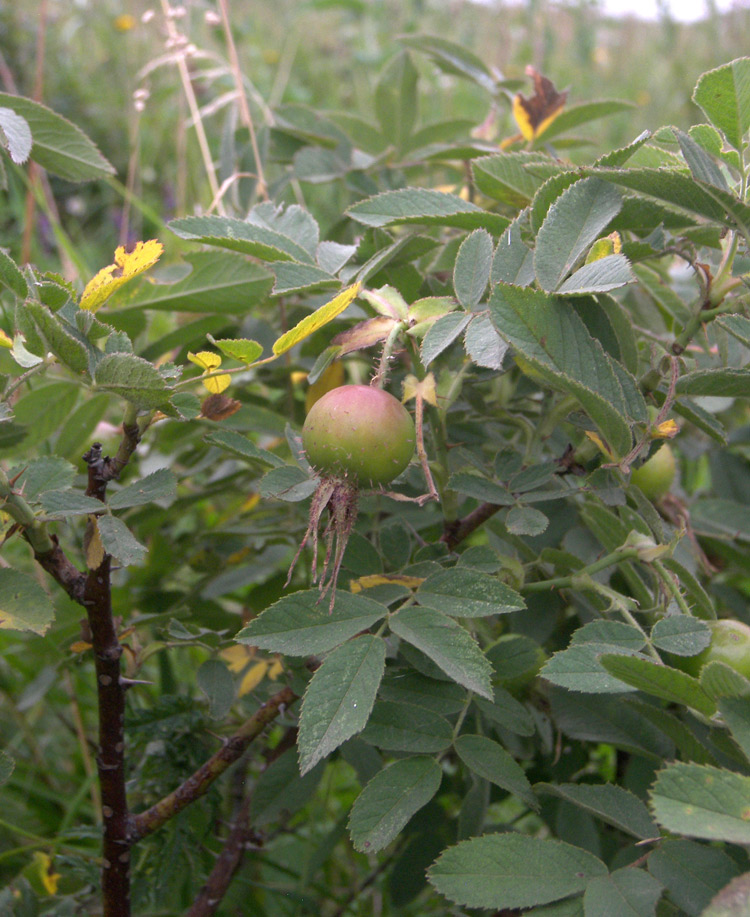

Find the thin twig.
[
  {"left": 413, "top": 389, "right": 439, "bottom": 502},
  {"left": 329, "top": 849, "right": 400, "bottom": 917},
  {"left": 185, "top": 794, "right": 259, "bottom": 917},
  {"left": 440, "top": 501, "right": 503, "bottom": 551}
]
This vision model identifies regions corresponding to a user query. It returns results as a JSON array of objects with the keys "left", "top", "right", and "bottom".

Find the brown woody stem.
[
  {"left": 83, "top": 442, "right": 136, "bottom": 917},
  {"left": 34, "top": 537, "right": 86, "bottom": 604},
  {"left": 185, "top": 794, "right": 258, "bottom": 917},
  {"left": 440, "top": 501, "right": 503, "bottom": 551}
]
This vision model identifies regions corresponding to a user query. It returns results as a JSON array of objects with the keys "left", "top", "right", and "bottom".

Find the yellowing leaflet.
[
  {"left": 272, "top": 282, "right": 362, "bottom": 356},
  {"left": 349, "top": 573, "right": 425, "bottom": 593},
  {"left": 187, "top": 351, "right": 231, "bottom": 394},
  {"left": 402, "top": 372, "right": 437, "bottom": 407},
  {"left": 80, "top": 239, "right": 163, "bottom": 312}
]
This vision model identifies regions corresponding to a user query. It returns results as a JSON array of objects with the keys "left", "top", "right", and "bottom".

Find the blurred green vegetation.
[{"left": 4, "top": 0, "right": 750, "bottom": 274}]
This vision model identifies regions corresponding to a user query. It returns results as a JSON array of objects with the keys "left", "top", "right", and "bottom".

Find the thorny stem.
[
  {"left": 3, "top": 404, "right": 302, "bottom": 912},
  {"left": 372, "top": 320, "right": 405, "bottom": 389},
  {"left": 82, "top": 441, "right": 137, "bottom": 917},
  {"left": 412, "top": 387, "right": 439, "bottom": 503},
  {"left": 671, "top": 304, "right": 732, "bottom": 356},
  {"left": 3, "top": 413, "right": 144, "bottom": 916},
  {"left": 608, "top": 356, "right": 681, "bottom": 474},
  {"left": 616, "top": 604, "right": 662, "bottom": 661},
  {"left": 185, "top": 728, "right": 297, "bottom": 916},
  {"left": 652, "top": 558, "right": 694, "bottom": 618}
]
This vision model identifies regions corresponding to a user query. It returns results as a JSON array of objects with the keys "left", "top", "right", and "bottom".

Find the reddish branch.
[
  {"left": 33, "top": 536, "right": 86, "bottom": 603},
  {"left": 186, "top": 724, "right": 298, "bottom": 916},
  {"left": 20, "top": 423, "right": 296, "bottom": 914},
  {"left": 441, "top": 501, "right": 503, "bottom": 551},
  {"left": 82, "top": 442, "right": 135, "bottom": 917},
  {"left": 185, "top": 794, "right": 258, "bottom": 917}
]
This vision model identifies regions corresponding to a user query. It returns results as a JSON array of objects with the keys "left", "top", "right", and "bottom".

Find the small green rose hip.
[
  {"left": 630, "top": 444, "right": 676, "bottom": 501},
  {"left": 302, "top": 384, "right": 415, "bottom": 487},
  {"left": 679, "top": 619, "right": 750, "bottom": 679}
]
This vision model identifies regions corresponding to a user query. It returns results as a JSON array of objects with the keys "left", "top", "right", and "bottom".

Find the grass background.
[{"left": 4, "top": 0, "right": 750, "bottom": 272}]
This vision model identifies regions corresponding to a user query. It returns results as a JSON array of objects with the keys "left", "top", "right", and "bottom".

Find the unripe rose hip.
[
  {"left": 677, "top": 619, "right": 750, "bottom": 679},
  {"left": 630, "top": 444, "right": 677, "bottom": 501},
  {"left": 302, "top": 384, "right": 415, "bottom": 486}
]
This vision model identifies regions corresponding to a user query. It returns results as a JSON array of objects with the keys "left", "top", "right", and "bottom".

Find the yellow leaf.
[
  {"left": 402, "top": 372, "right": 437, "bottom": 407},
  {"left": 33, "top": 852, "right": 61, "bottom": 895},
  {"left": 512, "top": 67, "right": 568, "bottom": 142},
  {"left": 305, "top": 361, "right": 345, "bottom": 413},
  {"left": 239, "top": 661, "right": 269, "bottom": 695},
  {"left": 654, "top": 419, "right": 679, "bottom": 439},
  {"left": 585, "top": 232, "right": 622, "bottom": 264},
  {"left": 349, "top": 573, "right": 425, "bottom": 593},
  {"left": 80, "top": 239, "right": 163, "bottom": 312},
  {"left": 512, "top": 95, "right": 536, "bottom": 143},
  {"left": 187, "top": 351, "right": 230, "bottom": 394},
  {"left": 84, "top": 518, "right": 106, "bottom": 570},
  {"left": 188, "top": 351, "right": 222, "bottom": 372},
  {"left": 70, "top": 640, "right": 92, "bottom": 654},
  {"left": 433, "top": 183, "right": 470, "bottom": 201},
  {"left": 584, "top": 430, "right": 615, "bottom": 460},
  {"left": 220, "top": 645, "right": 256, "bottom": 673},
  {"left": 272, "top": 282, "right": 362, "bottom": 356},
  {"left": 204, "top": 372, "right": 231, "bottom": 394},
  {"left": 114, "top": 14, "right": 136, "bottom": 31},
  {"left": 268, "top": 657, "right": 284, "bottom": 680},
  {"left": 0, "top": 329, "right": 12, "bottom": 349},
  {"left": 242, "top": 493, "right": 261, "bottom": 513}
]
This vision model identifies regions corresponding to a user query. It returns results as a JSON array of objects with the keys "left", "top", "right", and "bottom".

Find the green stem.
[
  {"left": 431, "top": 362, "right": 471, "bottom": 520},
  {"left": 522, "top": 547, "right": 640, "bottom": 593},
  {"left": 172, "top": 355, "right": 277, "bottom": 391},
  {"left": 617, "top": 605, "right": 661, "bottom": 661},
  {"left": 3, "top": 359, "right": 50, "bottom": 401},
  {"left": 0, "top": 840, "right": 95, "bottom": 864},
  {"left": 0, "top": 468, "right": 55, "bottom": 554},
  {"left": 451, "top": 693, "right": 473, "bottom": 741},
  {"left": 535, "top": 394, "right": 578, "bottom": 443},
  {"left": 373, "top": 321, "right": 406, "bottom": 389},
  {"left": 106, "top": 176, "right": 168, "bottom": 237},
  {"left": 672, "top": 305, "right": 731, "bottom": 355},
  {"left": 652, "top": 558, "right": 693, "bottom": 617},
  {"left": 438, "top": 361, "right": 471, "bottom": 422},
  {"left": 0, "top": 816, "right": 55, "bottom": 845}
]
